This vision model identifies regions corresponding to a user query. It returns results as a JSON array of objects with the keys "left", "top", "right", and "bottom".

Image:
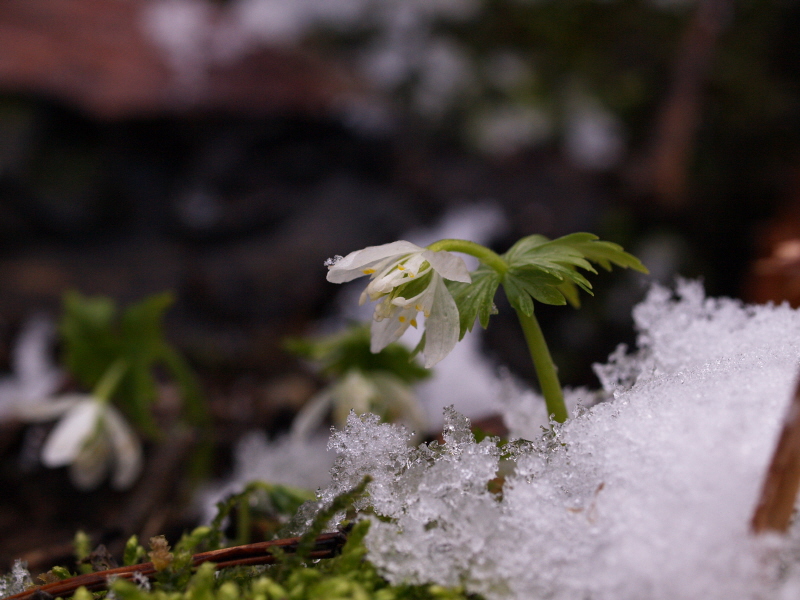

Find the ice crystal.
[
  {"left": 314, "top": 281, "right": 800, "bottom": 599},
  {"left": 0, "top": 560, "right": 32, "bottom": 599}
]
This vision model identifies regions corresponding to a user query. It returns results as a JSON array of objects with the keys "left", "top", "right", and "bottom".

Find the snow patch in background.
[
  {"left": 316, "top": 280, "right": 800, "bottom": 599},
  {"left": 197, "top": 432, "right": 334, "bottom": 523},
  {"left": 0, "top": 316, "right": 61, "bottom": 421}
]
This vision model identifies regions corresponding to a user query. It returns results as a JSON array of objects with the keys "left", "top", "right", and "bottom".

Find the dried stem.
[
  {"left": 3, "top": 531, "right": 348, "bottom": 600},
  {"left": 751, "top": 375, "right": 800, "bottom": 534}
]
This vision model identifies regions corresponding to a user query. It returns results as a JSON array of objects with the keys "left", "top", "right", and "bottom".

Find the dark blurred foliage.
[{"left": 1, "top": 0, "right": 800, "bottom": 573}]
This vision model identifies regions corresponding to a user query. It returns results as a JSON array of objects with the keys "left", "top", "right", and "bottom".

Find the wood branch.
[
  {"left": 751, "top": 374, "right": 800, "bottom": 533},
  {"left": 630, "top": 0, "right": 731, "bottom": 208},
  {"left": 3, "top": 531, "right": 347, "bottom": 600}
]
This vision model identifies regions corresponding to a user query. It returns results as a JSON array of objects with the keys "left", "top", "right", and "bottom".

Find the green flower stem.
[
  {"left": 428, "top": 237, "right": 568, "bottom": 421},
  {"left": 426, "top": 239, "right": 508, "bottom": 274},
  {"left": 516, "top": 311, "right": 568, "bottom": 423},
  {"left": 92, "top": 358, "right": 128, "bottom": 403},
  {"left": 236, "top": 496, "right": 252, "bottom": 545}
]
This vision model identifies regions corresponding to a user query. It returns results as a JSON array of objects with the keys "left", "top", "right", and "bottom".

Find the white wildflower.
[
  {"left": 291, "top": 369, "right": 427, "bottom": 439},
  {"left": 16, "top": 394, "right": 143, "bottom": 491},
  {"left": 326, "top": 241, "right": 470, "bottom": 367},
  {"left": 0, "top": 316, "right": 62, "bottom": 421}
]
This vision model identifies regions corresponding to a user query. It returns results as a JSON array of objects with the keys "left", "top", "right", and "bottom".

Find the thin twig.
[
  {"left": 752, "top": 374, "right": 800, "bottom": 533},
  {"left": 631, "top": 0, "right": 731, "bottom": 207},
  {"left": 3, "top": 531, "right": 347, "bottom": 600}
]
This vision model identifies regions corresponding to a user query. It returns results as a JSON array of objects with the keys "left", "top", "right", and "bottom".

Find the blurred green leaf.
[
  {"left": 286, "top": 324, "right": 431, "bottom": 384},
  {"left": 60, "top": 291, "right": 208, "bottom": 438}
]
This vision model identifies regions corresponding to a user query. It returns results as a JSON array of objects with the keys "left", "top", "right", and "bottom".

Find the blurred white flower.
[
  {"left": 469, "top": 104, "right": 552, "bottom": 156},
  {"left": 291, "top": 369, "right": 427, "bottom": 440},
  {"left": 0, "top": 316, "right": 62, "bottom": 421},
  {"left": 17, "top": 394, "right": 143, "bottom": 491},
  {"left": 326, "top": 240, "right": 471, "bottom": 367}
]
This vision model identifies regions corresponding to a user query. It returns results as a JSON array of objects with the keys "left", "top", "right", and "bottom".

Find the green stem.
[
  {"left": 516, "top": 311, "right": 568, "bottom": 423},
  {"left": 426, "top": 239, "right": 507, "bottom": 274},
  {"left": 236, "top": 496, "right": 251, "bottom": 545},
  {"left": 427, "top": 238, "right": 567, "bottom": 421},
  {"left": 92, "top": 358, "right": 128, "bottom": 403}
]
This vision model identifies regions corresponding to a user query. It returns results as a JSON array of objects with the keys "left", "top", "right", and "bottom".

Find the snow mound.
[{"left": 317, "top": 281, "right": 800, "bottom": 599}]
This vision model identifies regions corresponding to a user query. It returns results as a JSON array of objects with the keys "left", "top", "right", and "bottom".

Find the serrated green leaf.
[
  {"left": 503, "top": 234, "right": 550, "bottom": 263},
  {"left": 502, "top": 274, "right": 534, "bottom": 316},
  {"left": 556, "top": 280, "right": 582, "bottom": 308},
  {"left": 477, "top": 291, "right": 500, "bottom": 329},
  {"left": 446, "top": 267, "right": 501, "bottom": 338},
  {"left": 503, "top": 268, "right": 568, "bottom": 316},
  {"left": 565, "top": 238, "right": 649, "bottom": 273},
  {"left": 501, "top": 232, "right": 646, "bottom": 311},
  {"left": 61, "top": 292, "right": 120, "bottom": 389},
  {"left": 59, "top": 291, "right": 207, "bottom": 440}
]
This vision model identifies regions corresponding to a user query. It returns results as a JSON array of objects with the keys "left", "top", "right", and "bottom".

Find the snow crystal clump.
[
  {"left": 0, "top": 560, "right": 32, "bottom": 599},
  {"left": 196, "top": 432, "right": 334, "bottom": 523},
  {"left": 315, "top": 281, "right": 800, "bottom": 599}
]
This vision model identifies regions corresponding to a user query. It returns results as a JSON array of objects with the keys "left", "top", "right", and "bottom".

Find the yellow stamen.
[
  {"left": 410, "top": 319, "right": 418, "bottom": 328},
  {"left": 397, "top": 265, "right": 405, "bottom": 270},
  {"left": 362, "top": 268, "right": 375, "bottom": 274},
  {"left": 398, "top": 316, "right": 406, "bottom": 323},
  {"left": 415, "top": 304, "right": 423, "bottom": 311}
]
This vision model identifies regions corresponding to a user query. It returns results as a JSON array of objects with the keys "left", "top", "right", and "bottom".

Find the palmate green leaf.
[
  {"left": 511, "top": 232, "right": 647, "bottom": 274},
  {"left": 61, "top": 292, "right": 120, "bottom": 388},
  {"left": 502, "top": 273, "right": 533, "bottom": 316},
  {"left": 446, "top": 266, "right": 501, "bottom": 339},
  {"left": 500, "top": 232, "right": 648, "bottom": 311},
  {"left": 503, "top": 268, "right": 566, "bottom": 316},
  {"left": 59, "top": 291, "right": 207, "bottom": 439},
  {"left": 558, "top": 233, "right": 648, "bottom": 272},
  {"left": 119, "top": 293, "right": 176, "bottom": 437},
  {"left": 503, "top": 234, "right": 550, "bottom": 263},
  {"left": 506, "top": 235, "right": 596, "bottom": 274}
]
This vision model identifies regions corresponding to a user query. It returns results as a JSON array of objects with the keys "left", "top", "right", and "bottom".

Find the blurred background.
[{"left": 1, "top": 0, "right": 800, "bottom": 574}]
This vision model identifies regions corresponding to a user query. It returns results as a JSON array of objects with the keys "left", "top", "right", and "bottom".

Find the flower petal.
[
  {"left": 41, "top": 400, "right": 101, "bottom": 467},
  {"left": 70, "top": 432, "right": 111, "bottom": 490},
  {"left": 370, "top": 306, "right": 416, "bottom": 353},
  {"left": 326, "top": 241, "right": 423, "bottom": 283},
  {"left": 14, "top": 394, "right": 86, "bottom": 422},
  {"left": 104, "top": 406, "right": 143, "bottom": 490},
  {"left": 422, "top": 250, "right": 472, "bottom": 283},
  {"left": 420, "top": 275, "right": 460, "bottom": 367},
  {"left": 291, "top": 388, "right": 334, "bottom": 440},
  {"left": 332, "top": 371, "right": 377, "bottom": 423}
]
